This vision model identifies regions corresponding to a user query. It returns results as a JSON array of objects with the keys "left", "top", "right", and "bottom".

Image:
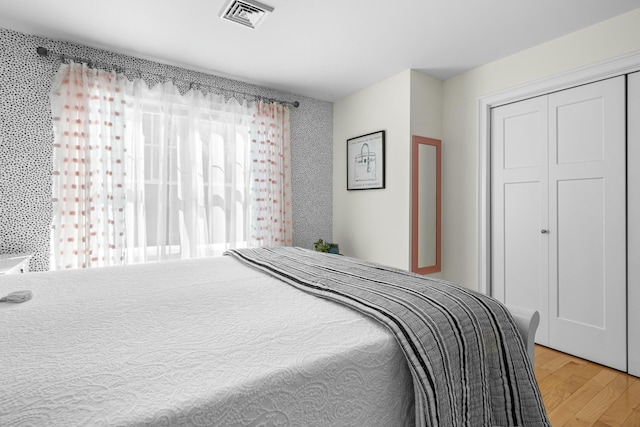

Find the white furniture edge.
[
  {"left": 0, "top": 253, "right": 33, "bottom": 275},
  {"left": 477, "top": 49, "right": 640, "bottom": 295},
  {"left": 506, "top": 305, "right": 540, "bottom": 364}
]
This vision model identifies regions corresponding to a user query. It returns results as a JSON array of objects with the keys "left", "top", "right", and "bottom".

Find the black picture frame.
[{"left": 346, "top": 130, "right": 385, "bottom": 190}]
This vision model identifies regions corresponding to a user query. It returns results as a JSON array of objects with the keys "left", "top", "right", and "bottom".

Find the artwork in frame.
[{"left": 347, "top": 130, "right": 385, "bottom": 190}]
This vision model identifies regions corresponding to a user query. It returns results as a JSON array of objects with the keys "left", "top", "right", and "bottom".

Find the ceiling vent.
[{"left": 219, "top": 0, "right": 274, "bottom": 29}]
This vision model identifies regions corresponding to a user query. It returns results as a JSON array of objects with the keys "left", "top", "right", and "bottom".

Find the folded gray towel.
[{"left": 0, "top": 290, "right": 33, "bottom": 303}]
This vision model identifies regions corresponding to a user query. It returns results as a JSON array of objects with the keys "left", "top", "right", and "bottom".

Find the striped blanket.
[{"left": 225, "top": 247, "right": 550, "bottom": 427}]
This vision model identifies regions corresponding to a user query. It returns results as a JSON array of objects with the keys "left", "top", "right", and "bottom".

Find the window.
[{"left": 50, "top": 63, "right": 291, "bottom": 270}]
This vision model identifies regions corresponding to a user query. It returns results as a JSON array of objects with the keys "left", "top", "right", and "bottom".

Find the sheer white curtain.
[
  {"left": 50, "top": 62, "right": 128, "bottom": 269},
  {"left": 50, "top": 62, "right": 292, "bottom": 269},
  {"left": 249, "top": 101, "right": 292, "bottom": 247}
]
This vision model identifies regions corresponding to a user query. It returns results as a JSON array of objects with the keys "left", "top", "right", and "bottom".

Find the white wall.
[
  {"left": 333, "top": 70, "right": 411, "bottom": 268},
  {"left": 411, "top": 70, "right": 443, "bottom": 140},
  {"left": 441, "top": 8, "right": 640, "bottom": 290},
  {"left": 333, "top": 69, "right": 442, "bottom": 270},
  {"left": 410, "top": 71, "right": 443, "bottom": 278}
]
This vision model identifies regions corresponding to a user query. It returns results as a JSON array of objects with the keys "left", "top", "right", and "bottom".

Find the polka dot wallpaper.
[{"left": 0, "top": 27, "right": 333, "bottom": 271}]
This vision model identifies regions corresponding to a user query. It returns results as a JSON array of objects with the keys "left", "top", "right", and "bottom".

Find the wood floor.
[{"left": 534, "top": 345, "right": 640, "bottom": 426}]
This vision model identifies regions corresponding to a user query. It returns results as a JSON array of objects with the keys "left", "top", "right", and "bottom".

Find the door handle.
[{"left": 541, "top": 229, "right": 548, "bottom": 234}]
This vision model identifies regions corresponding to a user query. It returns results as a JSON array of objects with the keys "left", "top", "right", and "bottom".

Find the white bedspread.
[{"left": 0, "top": 256, "right": 414, "bottom": 426}]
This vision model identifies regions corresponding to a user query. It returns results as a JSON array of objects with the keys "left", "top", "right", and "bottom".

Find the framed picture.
[{"left": 347, "top": 130, "right": 385, "bottom": 190}]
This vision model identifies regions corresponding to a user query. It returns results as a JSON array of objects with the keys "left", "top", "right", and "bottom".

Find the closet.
[{"left": 491, "top": 75, "right": 634, "bottom": 372}]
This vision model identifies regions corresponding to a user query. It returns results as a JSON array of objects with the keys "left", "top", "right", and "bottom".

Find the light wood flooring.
[{"left": 534, "top": 345, "right": 640, "bottom": 426}]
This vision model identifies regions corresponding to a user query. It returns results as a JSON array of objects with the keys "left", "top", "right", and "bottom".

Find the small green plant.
[
  {"left": 314, "top": 239, "right": 331, "bottom": 252},
  {"left": 314, "top": 239, "right": 339, "bottom": 254}
]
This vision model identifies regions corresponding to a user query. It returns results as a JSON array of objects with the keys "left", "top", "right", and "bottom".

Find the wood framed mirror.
[{"left": 411, "top": 135, "right": 441, "bottom": 274}]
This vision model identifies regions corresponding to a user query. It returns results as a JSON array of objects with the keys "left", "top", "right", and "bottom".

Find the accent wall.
[{"left": 0, "top": 27, "right": 334, "bottom": 271}]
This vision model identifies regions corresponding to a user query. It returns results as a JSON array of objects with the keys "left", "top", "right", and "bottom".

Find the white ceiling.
[{"left": 1, "top": 0, "right": 639, "bottom": 102}]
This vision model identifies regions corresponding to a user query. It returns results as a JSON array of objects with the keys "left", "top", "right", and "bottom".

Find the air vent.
[{"left": 219, "top": 0, "right": 274, "bottom": 29}]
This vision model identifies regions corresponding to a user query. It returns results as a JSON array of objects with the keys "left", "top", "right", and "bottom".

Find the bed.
[{"left": 0, "top": 247, "right": 549, "bottom": 426}]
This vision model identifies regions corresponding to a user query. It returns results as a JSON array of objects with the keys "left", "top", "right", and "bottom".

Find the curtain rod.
[{"left": 36, "top": 47, "right": 300, "bottom": 108}]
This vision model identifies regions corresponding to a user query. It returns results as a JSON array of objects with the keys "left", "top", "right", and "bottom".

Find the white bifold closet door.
[
  {"left": 491, "top": 76, "right": 627, "bottom": 371},
  {"left": 491, "top": 95, "right": 550, "bottom": 345},
  {"left": 629, "top": 71, "right": 640, "bottom": 377}
]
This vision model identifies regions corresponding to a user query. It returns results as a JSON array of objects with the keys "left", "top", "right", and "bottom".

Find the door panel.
[
  {"left": 556, "top": 178, "right": 605, "bottom": 328},
  {"left": 548, "top": 76, "right": 626, "bottom": 371},
  {"left": 556, "top": 97, "right": 605, "bottom": 164},
  {"left": 504, "top": 111, "right": 543, "bottom": 169},
  {"left": 629, "top": 71, "right": 640, "bottom": 377},
  {"left": 503, "top": 182, "right": 544, "bottom": 313},
  {"left": 491, "top": 96, "right": 549, "bottom": 345}
]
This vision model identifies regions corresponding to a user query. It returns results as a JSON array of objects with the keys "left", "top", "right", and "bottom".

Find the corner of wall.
[
  {"left": 332, "top": 69, "right": 445, "bottom": 271},
  {"left": 410, "top": 70, "right": 444, "bottom": 139}
]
